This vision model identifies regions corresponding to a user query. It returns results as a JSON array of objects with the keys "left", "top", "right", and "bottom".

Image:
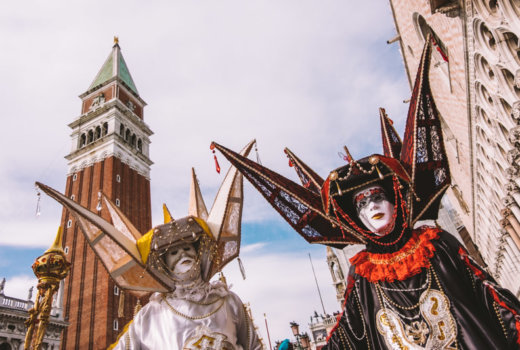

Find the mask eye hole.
[
  {"left": 183, "top": 247, "right": 191, "bottom": 251},
  {"left": 170, "top": 249, "right": 178, "bottom": 255}
]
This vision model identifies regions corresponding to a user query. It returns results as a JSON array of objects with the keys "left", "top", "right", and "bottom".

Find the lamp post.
[{"left": 289, "top": 322, "right": 310, "bottom": 349}]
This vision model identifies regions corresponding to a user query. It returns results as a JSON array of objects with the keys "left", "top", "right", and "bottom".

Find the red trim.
[
  {"left": 459, "top": 248, "right": 520, "bottom": 345},
  {"left": 349, "top": 226, "right": 440, "bottom": 282}
]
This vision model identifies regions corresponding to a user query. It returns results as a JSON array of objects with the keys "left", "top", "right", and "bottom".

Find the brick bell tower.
[{"left": 59, "top": 38, "right": 153, "bottom": 349}]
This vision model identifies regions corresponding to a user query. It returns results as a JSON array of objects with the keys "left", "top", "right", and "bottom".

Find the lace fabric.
[
  {"left": 350, "top": 226, "right": 440, "bottom": 282},
  {"left": 152, "top": 279, "right": 229, "bottom": 303}
]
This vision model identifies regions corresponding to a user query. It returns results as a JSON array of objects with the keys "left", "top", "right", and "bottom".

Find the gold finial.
[
  {"left": 45, "top": 226, "right": 64, "bottom": 254},
  {"left": 114, "top": 36, "right": 119, "bottom": 45}
]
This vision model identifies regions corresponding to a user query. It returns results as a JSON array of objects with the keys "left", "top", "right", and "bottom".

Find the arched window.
[
  {"left": 131, "top": 134, "right": 137, "bottom": 147},
  {"left": 102, "top": 122, "right": 108, "bottom": 136},
  {"left": 137, "top": 139, "right": 143, "bottom": 152},
  {"left": 95, "top": 126, "right": 101, "bottom": 140},
  {"left": 0, "top": 342, "right": 12, "bottom": 350},
  {"left": 80, "top": 133, "right": 86, "bottom": 147},
  {"left": 120, "top": 124, "right": 125, "bottom": 136},
  {"left": 87, "top": 130, "right": 94, "bottom": 144},
  {"left": 125, "top": 129, "right": 130, "bottom": 142}
]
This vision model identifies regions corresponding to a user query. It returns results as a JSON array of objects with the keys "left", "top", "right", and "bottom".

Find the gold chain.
[
  {"left": 162, "top": 294, "right": 225, "bottom": 320},
  {"left": 493, "top": 301, "right": 508, "bottom": 339},
  {"left": 376, "top": 267, "right": 432, "bottom": 310},
  {"left": 430, "top": 266, "right": 459, "bottom": 350},
  {"left": 187, "top": 297, "right": 223, "bottom": 306}
]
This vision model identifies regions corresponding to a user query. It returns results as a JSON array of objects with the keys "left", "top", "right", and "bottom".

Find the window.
[
  {"left": 80, "top": 134, "right": 86, "bottom": 148},
  {"left": 115, "top": 198, "right": 120, "bottom": 207},
  {"left": 125, "top": 129, "right": 130, "bottom": 142},
  {"left": 73, "top": 174, "right": 77, "bottom": 181},
  {"left": 87, "top": 130, "right": 94, "bottom": 144},
  {"left": 95, "top": 126, "right": 101, "bottom": 140},
  {"left": 137, "top": 139, "right": 143, "bottom": 152},
  {"left": 64, "top": 246, "right": 69, "bottom": 254},
  {"left": 113, "top": 319, "right": 119, "bottom": 331},
  {"left": 70, "top": 194, "right": 75, "bottom": 200},
  {"left": 67, "top": 220, "right": 72, "bottom": 228},
  {"left": 120, "top": 124, "right": 125, "bottom": 136},
  {"left": 114, "top": 286, "right": 120, "bottom": 295},
  {"left": 102, "top": 122, "right": 108, "bottom": 136},
  {"left": 116, "top": 174, "right": 121, "bottom": 183}
]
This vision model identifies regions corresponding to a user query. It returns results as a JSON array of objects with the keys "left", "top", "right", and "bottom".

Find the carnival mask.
[
  {"left": 354, "top": 186, "right": 395, "bottom": 236},
  {"left": 163, "top": 243, "right": 201, "bottom": 282}
]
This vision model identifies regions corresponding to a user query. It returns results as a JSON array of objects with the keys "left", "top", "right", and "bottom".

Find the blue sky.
[{"left": 0, "top": 0, "right": 411, "bottom": 343}]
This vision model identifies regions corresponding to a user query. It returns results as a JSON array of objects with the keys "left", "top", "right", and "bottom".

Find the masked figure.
[
  {"left": 212, "top": 36, "right": 520, "bottom": 349},
  {"left": 37, "top": 141, "right": 262, "bottom": 350}
]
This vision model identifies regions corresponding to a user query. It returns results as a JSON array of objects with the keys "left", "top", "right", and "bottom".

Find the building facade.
[
  {"left": 387, "top": 0, "right": 520, "bottom": 295},
  {"left": 59, "top": 40, "right": 153, "bottom": 349},
  {"left": 0, "top": 282, "right": 67, "bottom": 350}
]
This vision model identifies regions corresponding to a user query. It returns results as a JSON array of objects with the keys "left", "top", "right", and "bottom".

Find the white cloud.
[
  {"left": 222, "top": 248, "right": 340, "bottom": 345},
  {"left": 0, "top": 1, "right": 409, "bottom": 248},
  {"left": 241, "top": 242, "right": 268, "bottom": 254},
  {"left": 2, "top": 275, "right": 37, "bottom": 302}
]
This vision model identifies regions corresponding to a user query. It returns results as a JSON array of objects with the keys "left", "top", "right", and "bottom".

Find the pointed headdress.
[
  {"left": 212, "top": 35, "right": 451, "bottom": 248},
  {"left": 36, "top": 140, "right": 255, "bottom": 295}
]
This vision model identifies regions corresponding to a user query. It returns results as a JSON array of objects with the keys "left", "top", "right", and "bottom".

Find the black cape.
[{"left": 324, "top": 229, "right": 520, "bottom": 350}]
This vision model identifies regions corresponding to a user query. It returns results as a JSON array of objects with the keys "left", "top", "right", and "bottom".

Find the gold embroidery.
[
  {"left": 368, "top": 238, "right": 422, "bottom": 265},
  {"left": 430, "top": 297, "right": 439, "bottom": 316}
]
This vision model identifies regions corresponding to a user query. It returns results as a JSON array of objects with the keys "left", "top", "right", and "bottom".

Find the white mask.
[
  {"left": 354, "top": 185, "right": 395, "bottom": 236},
  {"left": 164, "top": 243, "right": 197, "bottom": 275}
]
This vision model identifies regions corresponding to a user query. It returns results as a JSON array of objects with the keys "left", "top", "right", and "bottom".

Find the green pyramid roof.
[{"left": 89, "top": 43, "right": 138, "bottom": 95}]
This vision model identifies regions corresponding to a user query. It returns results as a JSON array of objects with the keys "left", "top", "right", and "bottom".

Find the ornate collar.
[
  {"left": 349, "top": 226, "right": 440, "bottom": 282},
  {"left": 151, "top": 279, "right": 229, "bottom": 303}
]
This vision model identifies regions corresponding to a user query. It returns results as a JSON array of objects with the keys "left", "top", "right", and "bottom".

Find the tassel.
[
  {"left": 237, "top": 257, "right": 246, "bottom": 280},
  {"left": 133, "top": 299, "right": 142, "bottom": 317},
  {"left": 288, "top": 159, "right": 294, "bottom": 167},
  {"left": 118, "top": 290, "right": 125, "bottom": 318},
  {"left": 35, "top": 187, "right": 41, "bottom": 217},
  {"left": 210, "top": 143, "right": 221, "bottom": 174},
  {"left": 255, "top": 143, "right": 262, "bottom": 165},
  {"left": 213, "top": 153, "right": 221, "bottom": 174},
  {"left": 96, "top": 191, "right": 102, "bottom": 212}
]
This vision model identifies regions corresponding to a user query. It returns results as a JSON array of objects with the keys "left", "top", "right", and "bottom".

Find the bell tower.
[{"left": 59, "top": 38, "right": 153, "bottom": 349}]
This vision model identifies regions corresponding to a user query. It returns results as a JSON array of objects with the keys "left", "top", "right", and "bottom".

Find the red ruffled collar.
[{"left": 349, "top": 226, "right": 441, "bottom": 282}]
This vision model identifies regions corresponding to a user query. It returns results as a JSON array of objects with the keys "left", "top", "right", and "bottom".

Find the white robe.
[{"left": 112, "top": 286, "right": 262, "bottom": 350}]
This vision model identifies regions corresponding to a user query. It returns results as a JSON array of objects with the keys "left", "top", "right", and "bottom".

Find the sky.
[{"left": 0, "top": 0, "right": 411, "bottom": 345}]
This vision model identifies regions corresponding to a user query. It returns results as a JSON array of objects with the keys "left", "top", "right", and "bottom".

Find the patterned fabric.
[
  {"left": 213, "top": 143, "right": 365, "bottom": 246},
  {"left": 323, "top": 230, "right": 520, "bottom": 350},
  {"left": 284, "top": 147, "right": 324, "bottom": 194},
  {"left": 399, "top": 34, "right": 451, "bottom": 224}
]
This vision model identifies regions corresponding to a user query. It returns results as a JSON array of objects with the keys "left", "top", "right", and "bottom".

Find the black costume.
[{"left": 213, "top": 34, "right": 520, "bottom": 349}]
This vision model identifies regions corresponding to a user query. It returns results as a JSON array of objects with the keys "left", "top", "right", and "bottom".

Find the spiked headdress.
[
  {"left": 36, "top": 140, "right": 255, "bottom": 295},
  {"left": 212, "top": 35, "right": 451, "bottom": 248}
]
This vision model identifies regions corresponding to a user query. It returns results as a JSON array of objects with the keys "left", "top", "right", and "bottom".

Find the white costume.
[
  {"left": 114, "top": 282, "right": 261, "bottom": 350},
  {"left": 37, "top": 141, "right": 260, "bottom": 350}
]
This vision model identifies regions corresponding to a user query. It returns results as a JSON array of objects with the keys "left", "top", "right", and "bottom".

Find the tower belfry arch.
[{"left": 59, "top": 39, "right": 153, "bottom": 349}]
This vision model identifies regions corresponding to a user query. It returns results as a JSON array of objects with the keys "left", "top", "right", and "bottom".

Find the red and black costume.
[{"left": 212, "top": 34, "right": 520, "bottom": 349}]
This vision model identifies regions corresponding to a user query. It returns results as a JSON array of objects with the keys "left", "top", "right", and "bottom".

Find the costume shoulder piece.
[
  {"left": 213, "top": 34, "right": 450, "bottom": 246},
  {"left": 36, "top": 140, "right": 255, "bottom": 294}
]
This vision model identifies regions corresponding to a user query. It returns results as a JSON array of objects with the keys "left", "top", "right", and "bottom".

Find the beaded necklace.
[{"left": 161, "top": 294, "right": 225, "bottom": 320}]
